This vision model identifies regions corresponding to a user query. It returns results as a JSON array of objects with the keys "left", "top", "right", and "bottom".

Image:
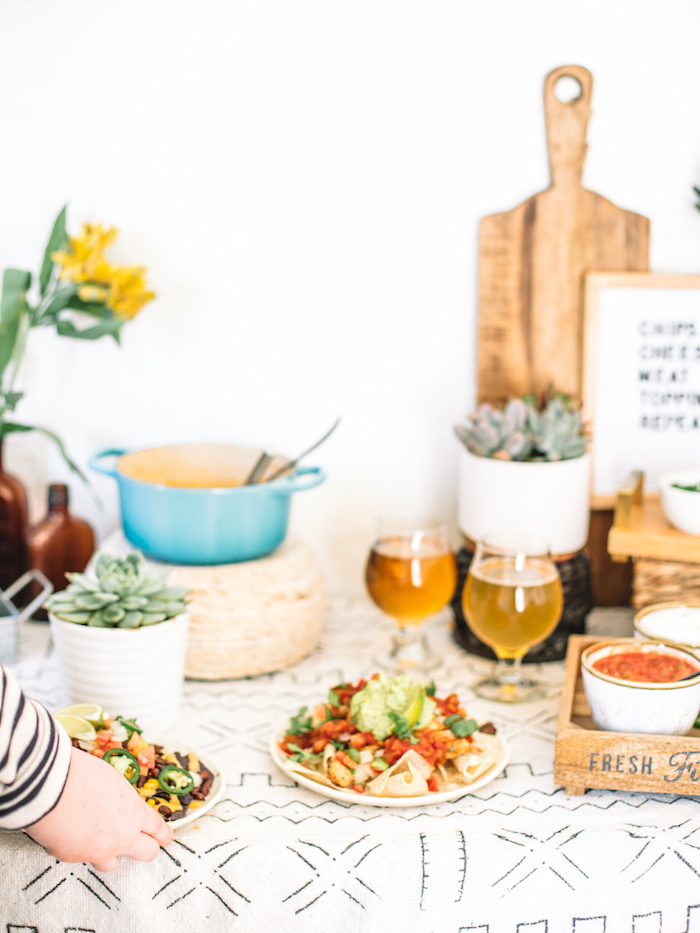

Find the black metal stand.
[{"left": 450, "top": 548, "right": 593, "bottom": 663}]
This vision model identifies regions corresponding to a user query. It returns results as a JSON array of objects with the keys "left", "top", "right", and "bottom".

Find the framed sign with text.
[{"left": 583, "top": 272, "right": 700, "bottom": 508}]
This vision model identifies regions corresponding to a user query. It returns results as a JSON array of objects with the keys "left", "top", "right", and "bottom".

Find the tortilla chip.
[
  {"left": 366, "top": 749, "right": 432, "bottom": 797},
  {"left": 284, "top": 758, "right": 337, "bottom": 788},
  {"left": 450, "top": 733, "right": 500, "bottom": 785}
]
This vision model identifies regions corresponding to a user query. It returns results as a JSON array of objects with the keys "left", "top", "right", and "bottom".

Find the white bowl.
[
  {"left": 634, "top": 602, "right": 700, "bottom": 658},
  {"left": 581, "top": 640, "right": 700, "bottom": 735},
  {"left": 659, "top": 472, "right": 700, "bottom": 536}
]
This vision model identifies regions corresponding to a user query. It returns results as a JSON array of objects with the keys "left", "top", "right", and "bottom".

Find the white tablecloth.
[{"left": 2, "top": 601, "right": 700, "bottom": 933}]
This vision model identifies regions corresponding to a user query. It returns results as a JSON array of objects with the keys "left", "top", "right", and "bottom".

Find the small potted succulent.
[
  {"left": 46, "top": 551, "right": 191, "bottom": 732},
  {"left": 454, "top": 392, "right": 590, "bottom": 555}
]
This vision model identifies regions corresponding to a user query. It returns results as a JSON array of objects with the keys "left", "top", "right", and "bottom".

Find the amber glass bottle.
[
  {"left": 28, "top": 484, "right": 95, "bottom": 611},
  {"left": 0, "top": 439, "right": 29, "bottom": 592}
]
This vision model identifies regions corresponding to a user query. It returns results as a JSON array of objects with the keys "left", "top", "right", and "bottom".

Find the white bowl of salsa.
[{"left": 581, "top": 640, "right": 700, "bottom": 735}]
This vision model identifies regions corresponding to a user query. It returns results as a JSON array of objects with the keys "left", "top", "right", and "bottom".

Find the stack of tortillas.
[{"left": 101, "top": 532, "right": 329, "bottom": 679}]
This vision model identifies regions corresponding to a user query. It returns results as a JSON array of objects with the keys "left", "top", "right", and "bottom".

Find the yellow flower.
[
  {"left": 77, "top": 284, "right": 109, "bottom": 303},
  {"left": 49, "top": 222, "right": 155, "bottom": 320},
  {"left": 105, "top": 266, "right": 155, "bottom": 320},
  {"left": 51, "top": 224, "right": 118, "bottom": 283}
]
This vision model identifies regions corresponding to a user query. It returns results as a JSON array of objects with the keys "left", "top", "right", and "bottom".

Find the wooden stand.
[
  {"left": 607, "top": 473, "right": 700, "bottom": 608},
  {"left": 554, "top": 635, "right": 700, "bottom": 796}
]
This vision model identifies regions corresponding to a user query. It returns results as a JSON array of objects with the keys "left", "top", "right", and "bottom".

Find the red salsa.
[{"left": 592, "top": 651, "right": 698, "bottom": 684}]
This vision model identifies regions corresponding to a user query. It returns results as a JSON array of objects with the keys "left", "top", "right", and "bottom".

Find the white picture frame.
[{"left": 583, "top": 272, "right": 700, "bottom": 509}]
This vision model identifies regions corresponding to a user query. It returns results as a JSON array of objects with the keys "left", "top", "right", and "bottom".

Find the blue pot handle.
[
  {"left": 89, "top": 448, "right": 128, "bottom": 479},
  {"left": 273, "top": 465, "right": 326, "bottom": 495}
]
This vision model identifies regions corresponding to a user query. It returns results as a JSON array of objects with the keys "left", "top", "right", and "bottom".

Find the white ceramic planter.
[
  {"left": 581, "top": 640, "right": 700, "bottom": 736},
  {"left": 658, "top": 472, "right": 700, "bottom": 536},
  {"left": 50, "top": 612, "right": 189, "bottom": 734},
  {"left": 457, "top": 447, "right": 591, "bottom": 555}
]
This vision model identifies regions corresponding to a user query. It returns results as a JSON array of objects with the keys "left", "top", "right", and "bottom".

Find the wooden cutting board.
[{"left": 477, "top": 65, "right": 649, "bottom": 404}]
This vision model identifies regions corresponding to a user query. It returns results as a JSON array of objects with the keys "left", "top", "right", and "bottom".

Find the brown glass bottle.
[
  {"left": 0, "top": 438, "right": 29, "bottom": 592},
  {"left": 28, "top": 484, "right": 95, "bottom": 610}
]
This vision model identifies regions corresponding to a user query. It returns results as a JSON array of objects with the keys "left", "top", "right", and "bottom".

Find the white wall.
[{"left": 1, "top": 0, "right": 699, "bottom": 594}]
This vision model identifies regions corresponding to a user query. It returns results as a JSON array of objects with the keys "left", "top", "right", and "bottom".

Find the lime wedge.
[
  {"left": 54, "top": 713, "right": 97, "bottom": 742},
  {"left": 56, "top": 703, "right": 104, "bottom": 727},
  {"left": 400, "top": 682, "right": 424, "bottom": 728}
]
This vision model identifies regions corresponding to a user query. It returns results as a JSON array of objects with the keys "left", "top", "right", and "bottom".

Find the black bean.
[
  {"left": 137, "top": 775, "right": 147, "bottom": 788},
  {"left": 191, "top": 790, "right": 205, "bottom": 801},
  {"left": 158, "top": 805, "right": 172, "bottom": 816},
  {"left": 201, "top": 780, "right": 212, "bottom": 796},
  {"left": 479, "top": 722, "right": 497, "bottom": 735},
  {"left": 166, "top": 808, "right": 189, "bottom": 821}
]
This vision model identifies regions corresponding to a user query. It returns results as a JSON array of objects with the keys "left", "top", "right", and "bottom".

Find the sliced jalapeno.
[
  {"left": 102, "top": 748, "right": 140, "bottom": 784},
  {"left": 158, "top": 764, "right": 195, "bottom": 795}
]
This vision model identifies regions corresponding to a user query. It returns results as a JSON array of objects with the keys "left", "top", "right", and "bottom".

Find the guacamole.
[{"left": 349, "top": 674, "right": 436, "bottom": 740}]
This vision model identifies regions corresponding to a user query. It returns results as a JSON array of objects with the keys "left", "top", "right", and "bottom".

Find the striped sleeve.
[{"left": 0, "top": 666, "right": 71, "bottom": 830}]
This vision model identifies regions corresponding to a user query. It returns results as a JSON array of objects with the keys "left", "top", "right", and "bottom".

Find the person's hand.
[{"left": 25, "top": 746, "right": 173, "bottom": 872}]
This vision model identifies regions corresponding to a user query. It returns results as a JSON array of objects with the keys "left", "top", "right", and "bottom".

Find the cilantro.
[
  {"left": 388, "top": 711, "right": 419, "bottom": 744},
  {"left": 287, "top": 742, "right": 320, "bottom": 764},
  {"left": 424, "top": 681, "right": 436, "bottom": 697},
  {"left": 444, "top": 715, "right": 478, "bottom": 737},
  {"left": 331, "top": 739, "right": 345, "bottom": 749},
  {"left": 323, "top": 705, "right": 334, "bottom": 723},
  {"left": 345, "top": 746, "right": 361, "bottom": 764},
  {"left": 288, "top": 706, "right": 313, "bottom": 736},
  {"left": 328, "top": 689, "right": 340, "bottom": 707},
  {"left": 117, "top": 716, "right": 142, "bottom": 740}
]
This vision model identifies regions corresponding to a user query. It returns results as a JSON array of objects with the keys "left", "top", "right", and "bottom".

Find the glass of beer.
[
  {"left": 463, "top": 532, "right": 563, "bottom": 702},
  {"left": 365, "top": 517, "right": 457, "bottom": 672}
]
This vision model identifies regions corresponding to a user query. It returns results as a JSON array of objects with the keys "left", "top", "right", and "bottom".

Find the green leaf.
[
  {"left": 345, "top": 746, "right": 361, "bottom": 764},
  {"left": 56, "top": 316, "right": 124, "bottom": 343},
  {"left": 39, "top": 205, "right": 68, "bottom": 295},
  {"left": 287, "top": 742, "right": 320, "bottom": 764},
  {"left": 117, "top": 716, "right": 142, "bottom": 739},
  {"left": 444, "top": 715, "right": 479, "bottom": 738},
  {"left": 388, "top": 711, "right": 419, "bottom": 743},
  {"left": 39, "top": 283, "right": 80, "bottom": 321},
  {"left": 328, "top": 689, "right": 340, "bottom": 707},
  {"left": 424, "top": 680, "right": 436, "bottom": 697},
  {"left": 0, "top": 421, "right": 87, "bottom": 483},
  {"left": 1, "top": 390, "right": 23, "bottom": 413},
  {"left": 288, "top": 706, "right": 313, "bottom": 736},
  {"left": 62, "top": 295, "right": 112, "bottom": 316},
  {"left": 0, "top": 269, "right": 31, "bottom": 378}
]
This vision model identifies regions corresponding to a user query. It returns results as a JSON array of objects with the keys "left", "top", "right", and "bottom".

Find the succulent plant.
[
  {"left": 45, "top": 551, "right": 190, "bottom": 628},
  {"left": 455, "top": 392, "right": 588, "bottom": 462}
]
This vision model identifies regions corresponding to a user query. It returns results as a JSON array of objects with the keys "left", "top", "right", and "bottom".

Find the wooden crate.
[{"left": 554, "top": 635, "right": 700, "bottom": 796}]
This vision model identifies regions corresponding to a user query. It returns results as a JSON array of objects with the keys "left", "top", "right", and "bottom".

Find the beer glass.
[
  {"left": 462, "top": 532, "right": 563, "bottom": 702},
  {"left": 365, "top": 517, "right": 457, "bottom": 672}
]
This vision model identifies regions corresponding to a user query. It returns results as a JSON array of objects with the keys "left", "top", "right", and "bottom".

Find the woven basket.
[
  {"left": 164, "top": 538, "right": 329, "bottom": 679},
  {"left": 633, "top": 557, "right": 700, "bottom": 610}
]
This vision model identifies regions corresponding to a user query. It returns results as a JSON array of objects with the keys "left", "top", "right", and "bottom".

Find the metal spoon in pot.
[{"left": 243, "top": 417, "right": 340, "bottom": 486}]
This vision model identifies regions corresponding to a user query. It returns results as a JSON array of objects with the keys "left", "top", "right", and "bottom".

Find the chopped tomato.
[
  {"left": 351, "top": 784, "right": 365, "bottom": 794},
  {"left": 427, "top": 775, "right": 439, "bottom": 793},
  {"left": 319, "top": 719, "right": 357, "bottom": 738},
  {"left": 336, "top": 751, "right": 357, "bottom": 770},
  {"left": 435, "top": 693, "right": 465, "bottom": 718},
  {"left": 349, "top": 732, "right": 376, "bottom": 749},
  {"left": 91, "top": 738, "right": 122, "bottom": 757}
]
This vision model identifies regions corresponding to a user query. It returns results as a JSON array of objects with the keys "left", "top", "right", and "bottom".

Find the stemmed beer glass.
[
  {"left": 462, "top": 532, "right": 563, "bottom": 702},
  {"left": 365, "top": 517, "right": 457, "bottom": 672}
]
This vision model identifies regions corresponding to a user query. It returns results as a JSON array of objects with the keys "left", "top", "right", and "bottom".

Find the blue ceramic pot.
[{"left": 89, "top": 446, "right": 325, "bottom": 565}]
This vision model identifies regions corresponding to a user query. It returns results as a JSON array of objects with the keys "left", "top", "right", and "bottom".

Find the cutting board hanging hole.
[{"left": 554, "top": 75, "right": 582, "bottom": 104}]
